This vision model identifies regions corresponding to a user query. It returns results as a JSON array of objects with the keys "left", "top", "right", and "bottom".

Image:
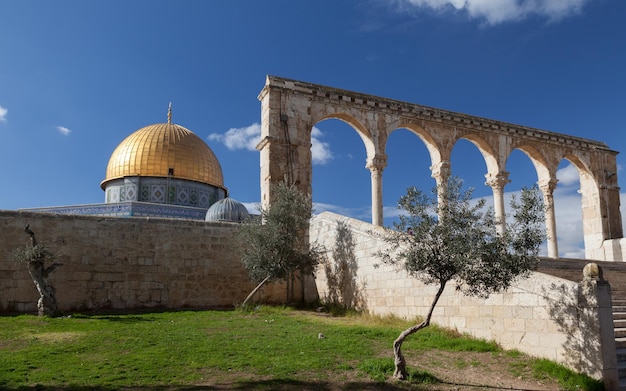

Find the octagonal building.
[{"left": 101, "top": 110, "right": 227, "bottom": 210}]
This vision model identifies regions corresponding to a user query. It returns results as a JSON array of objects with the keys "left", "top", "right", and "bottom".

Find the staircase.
[
  {"left": 612, "top": 298, "right": 626, "bottom": 390},
  {"left": 539, "top": 258, "right": 626, "bottom": 390},
  {"left": 601, "top": 266, "right": 626, "bottom": 391}
]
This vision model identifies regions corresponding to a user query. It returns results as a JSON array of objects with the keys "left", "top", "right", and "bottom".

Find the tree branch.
[
  {"left": 242, "top": 275, "right": 272, "bottom": 306},
  {"left": 44, "top": 263, "right": 64, "bottom": 277},
  {"left": 25, "top": 224, "right": 38, "bottom": 247}
]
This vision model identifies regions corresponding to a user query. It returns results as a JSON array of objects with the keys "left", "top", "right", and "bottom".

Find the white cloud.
[
  {"left": 57, "top": 126, "right": 71, "bottom": 136},
  {"left": 208, "top": 123, "right": 261, "bottom": 151},
  {"left": 0, "top": 106, "right": 7, "bottom": 122},
  {"left": 400, "top": 0, "right": 588, "bottom": 25},
  {"left": 311, "top": 127, "right": 333, "bottom": 165},
  {"left": 556, "top": 164, "right": 580, "bottom": 187},
  {"left": 208, "top": 123, "right": 333, "bottom": 165}
]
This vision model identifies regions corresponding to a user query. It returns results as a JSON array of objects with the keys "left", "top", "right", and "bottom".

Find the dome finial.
[{"left": 167, "top": 102, "right": 172, "bottom": 124}]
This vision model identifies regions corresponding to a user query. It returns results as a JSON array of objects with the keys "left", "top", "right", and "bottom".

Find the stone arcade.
[{"left": 257, "top": 75, "right": 622, "bottom": 261}]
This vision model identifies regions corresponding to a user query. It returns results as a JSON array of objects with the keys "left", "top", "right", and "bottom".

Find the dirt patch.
[{"left": 408, "top": 350, "right": 562, "bottom": 390}]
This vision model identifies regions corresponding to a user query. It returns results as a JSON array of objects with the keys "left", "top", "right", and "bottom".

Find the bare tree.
[
  {"left": 376, "top": 177, "right": 545, "bottom": 380},
  {"left": 13, "top": 225, "right": 63, "bottom": 317},
  {"left": 236, "top": 181, "right": 324, "bottom": 305}
]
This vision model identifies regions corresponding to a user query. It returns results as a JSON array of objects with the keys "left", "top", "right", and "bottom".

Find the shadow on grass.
[
  {"left": 0, "top": 371, "right": 482, "bottom": 391},
  {"left": 0, "top": 380, "right": 432, "bottom": 391},
  {"left": 88, "top": 315, "right": 158, "bottom": 323},
  {"left": 0, "top": 377, "right": 561, "bottom": 391}
]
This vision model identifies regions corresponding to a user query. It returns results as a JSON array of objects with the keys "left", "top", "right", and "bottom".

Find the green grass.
[
  {"left": 0, "top": 307, "right": 603, "bottom": 390},
  {"left": 531, "top": 359, "right": 605, "bottom": 391}
]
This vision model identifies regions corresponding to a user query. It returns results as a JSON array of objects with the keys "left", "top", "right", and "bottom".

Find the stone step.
[
  {"left": 611, "top": 286, "right": 626, "bottom": 389},
  {"left": 616, "top": 337, "right": 626, "bottom": 350},
  {"left": 617, "top": 348, "right": 626, "bottom": 362},
  {"left": 617, "top": 362, "right": 626, "bottom": 391},
  {"left": 616, "top": 328, "right": 626, "bottom": 339},
  {"left": 619, "top": 365, "right": 626, "bottom": 379}
]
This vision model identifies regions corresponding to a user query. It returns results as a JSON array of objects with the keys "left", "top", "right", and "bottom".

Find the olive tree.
[
  {"left": 13, "top": 225, "right": 63, "bottom": 317},
  {"left": 236, "top": 181, "right": 324, "bottom": 305},
  {"left": 376, "top": 177, "right": 545, "bottom": 380}
]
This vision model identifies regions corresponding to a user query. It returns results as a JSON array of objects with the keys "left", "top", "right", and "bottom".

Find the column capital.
[
  {"left": 430, "top": 161, "right": 451, "bottom": 180},
  {"left": 366, "top": 155, "right": 388, "bottom": 171},
  {"left": 538, "top": 178, "right": 558, "bottom": 195},
  {"left": 485, "top": 171, "right": 511, "bottom": 190}
]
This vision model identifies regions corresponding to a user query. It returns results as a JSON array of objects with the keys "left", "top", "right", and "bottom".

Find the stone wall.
[
  {"left": 309, "top": 211, "right": 616, "bottom": 381},
  {"left": 0, "top": 209, "right": 618, "bottom": 383},
  {"left": 0, "top": 211, "right": 285, "bottom": 313}
]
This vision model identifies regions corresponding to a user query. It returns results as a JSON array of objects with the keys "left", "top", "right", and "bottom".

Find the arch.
[
  {"left": 560, "top": 152, "right": 606, "bottom": 259},
  {"left": 384, "top": 127, "right": 437, "bottom": 224},
  {"left": 312, "top": 112, "right": 387, "bottom": 225},
  {"left": 457, "top": 133, "right": 500, "bottom": 178},
  {"left": 393, "top": 124, "right": 443, "bottom": 170},
  {"left": 317, "top": 113, "right": 377, "bottom": 163},
  {"left": 258, "top": 75, "right": 622, "bottom": 261},
  {"left": 311, "top": 117, "right": 371, "bottom": 217},
  {"left": 393, "top": 122, "right": 452, "bottom": 199},
  {"left": 510, "top": 144, "right": 553, "bottom": 185},
  {"left": 506, "top": 144, "right": 558, "bottom": 256},
  {"left": 450, "top": 133, "right": 508, "bottom": 233}
]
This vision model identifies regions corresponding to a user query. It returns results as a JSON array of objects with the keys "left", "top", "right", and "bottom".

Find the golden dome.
[{"left": 101, "top": 122, "right": 225, "bottom": 190}]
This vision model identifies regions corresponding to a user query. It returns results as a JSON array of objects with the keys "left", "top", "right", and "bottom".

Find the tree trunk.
[
  {"left": 24, "top": 225, "right": 62, "bottom": 317},
  {"left": 300, "top": 272, "right": 306, "bottom": 304},
  {"left": 27, "top": 260, "right": 60, "bottom": 317},
  {"left": 393, "top": 281, "right": 447, "bottom": 380},
  {"left": 286, "top": 272, "right": 291, "bottom": 303},
  {"left": 242, "top": 275, "right": 272, "bottom": 306}
]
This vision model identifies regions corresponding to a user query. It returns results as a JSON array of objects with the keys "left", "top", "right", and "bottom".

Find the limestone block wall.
[
  {"left": 0, "top": 211, "right": 285, "bottom": 313},
  {"left": 602, "top": 238, "right": 626, "bottom": 263},
  {"left": 310, "top": 211, "right": 615, "bottom": 380}
]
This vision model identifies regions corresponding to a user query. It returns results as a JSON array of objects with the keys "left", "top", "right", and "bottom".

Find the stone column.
[
  {"left": 430, "top": 161, "right": 451, "bottom": 208},
  {"left": 539, "top": 178, "right": 559, "bottom": 258},
  {"left": 485, "top": 171, "right": 510, "bottom": 235},
  {"left": 366, "top": 155, "right": 387, "bottom": 227}
]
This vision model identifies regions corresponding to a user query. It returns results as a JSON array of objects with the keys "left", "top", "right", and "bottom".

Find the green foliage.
[
  {"left": 12, "top": 243, "right": 50, "bottom": 264},
  {"left": 235, "top": 181, "right": 324, "bottom": 285},
  {"left": 378, "top": 176, "right": 546, "bottom": 299}
]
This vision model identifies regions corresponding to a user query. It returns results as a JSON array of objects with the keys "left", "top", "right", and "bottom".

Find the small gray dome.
[{"left": 205, "top": 197, "right": 250, "bottom": 222}]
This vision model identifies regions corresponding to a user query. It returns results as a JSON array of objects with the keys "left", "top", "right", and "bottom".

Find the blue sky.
[{"left": 1, "top": 0, "right": 624, "bottom": 258}]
